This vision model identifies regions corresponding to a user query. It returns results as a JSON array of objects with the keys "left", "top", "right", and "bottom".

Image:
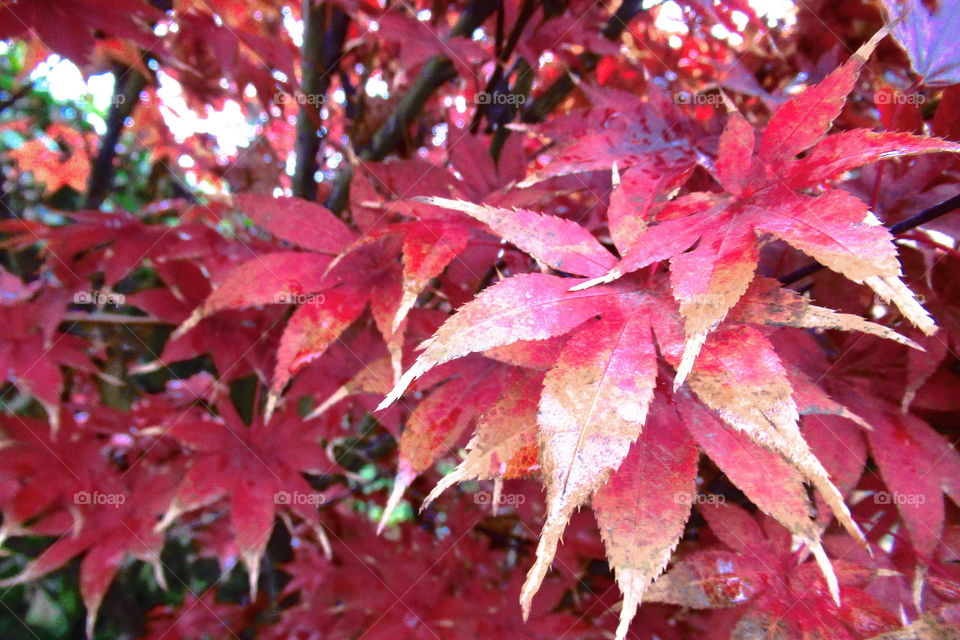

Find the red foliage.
[{"left": 2, "top": 0, "right": 960, "bottom": 639}]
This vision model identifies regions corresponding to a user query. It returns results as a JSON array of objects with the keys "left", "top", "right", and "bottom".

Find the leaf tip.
[
  {"left": 171, "top": 308, "right": 204, "bottom": 340},
  {"left": 305, "top": 387, "right": 348, "bottom": 420},
  {"left": 378, "top": 465, "right": 416, "bottom": 533},
  {"left": 264, "top": 390, "right": 280, "bottom": 424},
  {"left": 569, "top": 270, "right": 618, "bottom": 291},
  {"left": 808, "top": 538, "right": 841, "bottom": 606}
]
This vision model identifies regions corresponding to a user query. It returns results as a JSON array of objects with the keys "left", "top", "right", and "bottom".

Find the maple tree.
[{"left": 2, "top": 0, "right": 960, "bottom": 638}]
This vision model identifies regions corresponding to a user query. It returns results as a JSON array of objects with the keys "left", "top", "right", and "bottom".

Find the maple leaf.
[
  {"left": 851, "top": 401, "right": 960, "bottom": 557},
  {"left": 174, "top": 195, "right": 476, "bottom": 416},
  {"left": 140, "top": 592, "right": 254, "bottom": 640},
  {"left": 590, "top": 391, "right": 699, "bottom": 640},
  {"left": 0, "top": 415, "right": 103, "bottom": 539},
  {"left": 341, "top": 218, "right": 472, "bottom": 336},
  {"left": 422, "top": 368, "right": 543, "bottom": 510},
  {"left": 571, "top": 28, "right": 960, "bottom": 385},
  {"left": 414, "top": 197, "right": 617, "bottom": 277},
  {"left": 0, "top": 464, "right": 179, "bottom": 637},
  {"left": 866, "top": 609, "right": 960, "bottom": 639},
  {"left": 882, "top": 0, "right": 960, "bottom": 86},
  {"left": 518, "top": 85, "right": 697, "bottom": 185},
  {"left": 378, "top": 355, "right": 518, "bottom": 531},
  {"left": 155, "top": 402, "right": 334, "bottom": 595},
  {"left": 269, "top": 509, "right": 601, "bottom": 640},
  {"left": 5, "top": 1, "right": 960, "bottom": 636},
  {"left": 128, "top": 258, "right": 289, "bottom": 382},
  {"left": 646, "top": 503, "right": 901, "bottom": 639},
  {"left": 173, "top": 250, "right": 335, "bottom": 336},
  {"left": 377, "top": 197, "right": 917, "bottom": 636},
  {"left": 231, "top": 193, "right": 356, "bottom": 255},
  {"left": 0, "top": 298, "right": 97, "bottom": 432},
  {"left": 9, "top": 124, "right": 91, "bottom": 194},
  {"left": 0, "top": 0, "right": 160, "bottom": 65}
]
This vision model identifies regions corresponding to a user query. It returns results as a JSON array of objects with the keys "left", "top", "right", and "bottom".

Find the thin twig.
[
  {"left": 62, "top": 312, "right": 167, "bottom": 325},
  {"left": 0, "top": 83, "right": 33, "bottom": 114}
]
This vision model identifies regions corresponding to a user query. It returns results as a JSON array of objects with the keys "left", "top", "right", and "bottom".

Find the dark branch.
[
  {"left": 325, "top": 0, "right": 498, "bottom": 213},
  {"left": 0, "top": 83, "right": 32, "bottom": 114},
  {"left": 83, "top": 68, "right": 146, "bottom": 209},
  {"left": 470, "top": 0, "right": 537, "bottom": 133},
  {"left": 359, "top": 0, "right": 497, "bottom": 162},
  {"left": 292, "top": 2, "right": 349, "bottom": 201},
  {"left": 778, "top": 192, "right": 960, "bottom": 285},
  {"left": 521, "top": 0, "right": 644, "bottom": 123}
]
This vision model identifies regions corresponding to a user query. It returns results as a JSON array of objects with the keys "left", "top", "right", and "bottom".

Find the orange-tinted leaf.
[
  {"left": 268, "top": 284, "right": 368, "bottom": 412},
  {"left": 418, "top": 197, "right": 616, "bottom": 277},
  {"left": 592, "top": 395, "right": 699, "bottom": 640},
  {"left": 423, "top": 370, "right": 543, "bottom": 508},
  {"left": 379, "top": 274, "right": 637, "bottom": 408},
  {"left": 522, "top": 312, "right": 658, "bottom": 615}
]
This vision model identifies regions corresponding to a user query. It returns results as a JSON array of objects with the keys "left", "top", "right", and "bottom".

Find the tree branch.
[
  {"left": 325, "top": 0, "right": 498, "bottom": 213},
  {"left": 778, "top": 192, "right": 960, "bottom": 285},
  {"left": 83, "top": 68, "right": 146, "bottom": 210},
  {"left": 470, "top": 0, "right": 536, "bottom": 133},
  {"left": 292, "top": 1, "right": 349, "bottom": 201},
  {"left": 521, "top": 0, "right": 644, "bottom": 123}
]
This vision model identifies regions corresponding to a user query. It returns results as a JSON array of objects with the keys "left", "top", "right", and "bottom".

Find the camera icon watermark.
[
  {"left": 274, "top": 490, "right": 326, "bottom": 506},
  {"left": 474, "top": 491, "right": 525, "bottom": 507},
  {"left": 874, "top": 491, "right": 925, "bottom": 505},
  {"left": 475, "top": 92, "right": 527, "bottom": 105},
  {"left": 875, "top": 91, "right": 925, "bottom": 105},
  {"left": 73, "top": 291, "right": 126, "bottom": 305},
  {"left": 74, "top": 491, "right": 126, "bottom": 507},
  {"left": 274, "top": 292, "right": 326, "bottom": 305}
]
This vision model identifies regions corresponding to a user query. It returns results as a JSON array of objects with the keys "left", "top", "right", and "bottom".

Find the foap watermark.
[
  {"left": 273, "top": 91, "right": 327, "bottom": 107},
  {"left": 475, "top": 91, "right": 527, "bottom": 105},
  {"left": 674, "top": 492, "right": 726, "bottom": 505},
  {"left": 874, "top": 491, "right": 926, "bottom": 506},
  {"left": 674, "top": 91, "right": 722, "bottom": 106},
  {"left": 875, "top": 92, "right": 926, "bottom": 106},
  {"left": 274, "top": 490, "right": 326, "bottom": 506},
  {"left": 274, "top": 291, "right": 326, "bottom": 305},
  {"left": 684, "top": 293, "right": 725, "bottom": 305},
  {"left": 74, "top": 490, "right": 126, "bottom": 507},
  {"left": 474, "top": 491, "right": 525, "bottom": 507},
  {"left": 73, "top": 290, "right": 126, "bottom": 305}
]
